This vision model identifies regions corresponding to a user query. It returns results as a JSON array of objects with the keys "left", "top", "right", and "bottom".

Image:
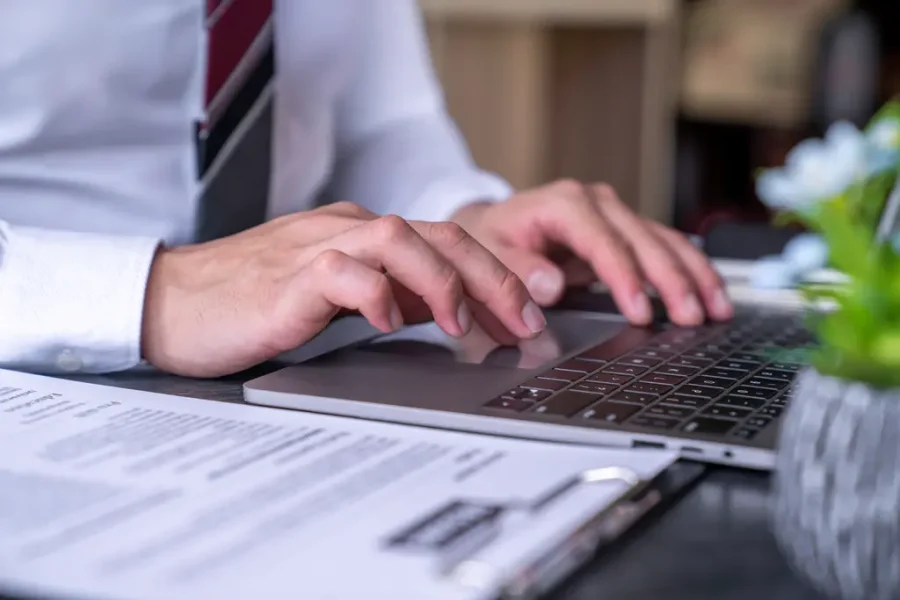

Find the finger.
[
  {"left": 279, "top": 250, "right": 402, "bottom": 350},
  {"left": 590, "top": 184, "right": 705, "bottom": 326},
  {"left": 533, "top": 182, "right": 652, "bottom": 325},
  {"left": 648, "top": 222, "right": 733, "bottom": 321},
  {"left": 315, "top": 201, "right": 378, "bottom": 220},
  {"left": 489, "top": 243, "right": 567, "bottom": 307},
  {"left": 323, "top": 215, "right": 471, "bottom": 338},
  {"left": 468, "top": 301, "right": 520, "bottom": 346},
  {"left": 412, "top": 220, "right": 546, "bottom": 338}
]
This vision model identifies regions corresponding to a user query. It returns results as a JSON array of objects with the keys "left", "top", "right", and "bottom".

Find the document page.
[{"left": 0, "top": 370, "right": 676, "bottom": 600}]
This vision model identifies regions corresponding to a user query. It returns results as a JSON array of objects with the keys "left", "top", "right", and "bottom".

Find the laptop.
[{"left": 245, "top": 186, "right": 900, "bottom": 471}]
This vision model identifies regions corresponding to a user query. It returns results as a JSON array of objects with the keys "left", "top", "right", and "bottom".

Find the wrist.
[{"left": 140, "top": 245, "right": 182, "bottom": 369}]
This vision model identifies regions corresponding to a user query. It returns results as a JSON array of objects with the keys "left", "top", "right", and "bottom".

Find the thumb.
[{"left": 494, "top": 246, "right": 566, "bottom": 307}]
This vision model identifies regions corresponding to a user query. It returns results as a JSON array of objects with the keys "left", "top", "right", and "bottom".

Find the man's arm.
[
  {"left": 0, "top": 221, "right": 159, "bottom": 373},
  {"left": 306, "top": 0, "right": 512, "bottom": 222}
]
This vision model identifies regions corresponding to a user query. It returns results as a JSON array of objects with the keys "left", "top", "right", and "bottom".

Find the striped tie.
[
  {"left": 200, "top": 0, "right": 273, "bottom": 175},
  {"left": 195, "top": 0, "right": 275, "bottom": 241}
]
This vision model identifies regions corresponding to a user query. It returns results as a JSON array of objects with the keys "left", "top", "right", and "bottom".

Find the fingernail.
[
  {"left": 390, "top": 303, "right": 404, "bottom": 331},
  {"left": 521, "top": 300, "right": 547, "bottom": 334},
  {"left": 630, "top": 293, "right": 653, "bottom": 324},
  {"left": 526, "top": 270, "right": 563, "bottom": 305},
  {"left": 679, "top": 294, "right": 704, "bottom": 324},
  {"left": 712, "top": 289, "right": 733, "bottom": 320},
  {"left": 457, "top": 303, "right": 473, "bottom": 335}
]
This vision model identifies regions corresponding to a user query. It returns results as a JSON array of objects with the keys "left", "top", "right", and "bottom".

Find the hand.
[
  {"left": 452, "top": 179, "right": 732, "bottom": 327},
  {"left": 141, "top": 203, "right": 544, "bottom": 377}
]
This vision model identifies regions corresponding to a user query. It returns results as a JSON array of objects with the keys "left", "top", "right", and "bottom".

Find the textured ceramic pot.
[{"left": 772, "top": 368, "right": 900, "bottom": 600}]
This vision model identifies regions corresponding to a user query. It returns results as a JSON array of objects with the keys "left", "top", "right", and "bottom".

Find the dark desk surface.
[{"left": 66, "top": 367, "right": 826, "bottom": 600}]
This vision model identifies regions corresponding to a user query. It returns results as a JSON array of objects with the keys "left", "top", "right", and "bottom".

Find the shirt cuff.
[
  {"left": 400, "top": 171, "right": 515, "bottom": 223},
  {"left": 0, "top": 224, "right": 160, "bottom": 374}
]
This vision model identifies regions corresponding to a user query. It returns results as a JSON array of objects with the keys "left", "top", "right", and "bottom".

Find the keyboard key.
[
  {"left": 745, "top": 416, "right": 773, "bottom": 428},
  {"left": 719, "top": 395, "right": 766, "bottom": 410},
  {"left": 505, "top": 388, "right": 550, "bottom": 402},
  {"left": 665, "top": 394, "right": 714, "bottom": 408},
  {"left": 716, "top": 360, "right": 759, "bottom": 372},
  {"left": 688, "top": 375, "right": 734, "bottom": 389},
  {"left": 634, "top": 348, "right": 676, "bottom": 361},
  {"left": 744, "top": 377, "right": 788, "bottom": 390},
  {"left": 572, "top": 381, "right": 617, "bottom": 395},
  {"left": 586, "top": 401, "right": 642, "bottom": 424},
  {"left": 610, "top": 390, "right": 657, "bottom": 406},
  {"left": 730, "top": 352, "right": 764, "bottom": 363},
  {"left": 731, "top": 386, "right": 777, "bottom": 400},
  {"left": 756, "top": 369, "right": 795, "bottom": 381},
  {"left": 542, "top": 369, "right": 583, "bottom": 382},
  {"left": 553, "top": 359, "right": 599, "bottom": 374},
  {"left": 669, "top": 357, "right": 713, "bottom": 369},
  {"left": 757, "top": 405, "right": 783, "bottom": 418},
  {"left": 769, "top": 362, "right": 801, "bottom": 372},
  {"left": 604, "top": 364, "right": 649, "bottom": 377},
  {"left": 647, "top": 341, "right": 682, "bottom": 352},
  {"left": 703, "top": 405, "right": 752, "bottom": 420},
  {"left": 647, "top": 404, "right": 695, "bottom": 419},
  {"left": 589, "top": 372, "right": 633, "bottom": 386},
  {"left": 521, "top": 378, "right": 568, "bottom": 391},
  {"left": 631, "top": 416, "right": 680, "bottom": 430},
  {"left": 682, "top": 417, "right": 736, "bottom": 436},
  {"left": 533, "top": 391, "right": 598, "bottom": 417},
  {"left": 485, "top": 397, "right": 533, "bottom": 411},
  {"left": 657, "top": 365, "right": 700, "bottom": 377},
  {"left": 624, "top": 382, "right": 672, "bottom": 396},
  {"left": 703, "top": 367, "right": 746, "bottom": 381},
  {"left": 640, "top": 373, "right": 684, "bottom": 386},
  {"left": 619, "top": 355, "right": 663, "bottom": 368},
  {"left": 683, "top": 350, "right": 725, "bottom": 361},
  {"left": 732, "top": 427, "right": 760, "bottom": 440},
  {"left": 674, "top": 384, "right": 722, "bottom": 399}
]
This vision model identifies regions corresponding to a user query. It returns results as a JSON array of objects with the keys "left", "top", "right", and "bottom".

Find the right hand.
[{"left": 141, "top": 202, "right": 546, "bottom": 377}]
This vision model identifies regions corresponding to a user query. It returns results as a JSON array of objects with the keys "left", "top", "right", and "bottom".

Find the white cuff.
[
  {"left": 0, "top": 224, "right": 160, "bottom": 374},
  {"left": 400, "top": 171, "right": 515, "bottom": 223}
]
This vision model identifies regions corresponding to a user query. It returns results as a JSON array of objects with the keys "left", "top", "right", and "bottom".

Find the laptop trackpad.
[
  {"left": 286, "top": 312, "right": 627, "bottom": 409},
  {"left": 355, "top": 311, "right": 622, "bottom": 370}
]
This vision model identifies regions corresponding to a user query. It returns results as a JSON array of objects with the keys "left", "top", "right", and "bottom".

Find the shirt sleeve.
[
  {"left": 0, "top": 221, "right": 160, "bottom": 374},
  {"left": 323, "top": 0, "right": 515, "bottom": 222}
]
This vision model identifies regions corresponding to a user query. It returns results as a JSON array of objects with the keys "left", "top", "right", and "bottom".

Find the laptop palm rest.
[{"left": 245, "top": 311, "right": 627, "bottom": 412}]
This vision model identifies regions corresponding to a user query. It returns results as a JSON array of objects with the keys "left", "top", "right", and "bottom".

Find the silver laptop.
[{"left": 245, "top": 187, "right": 900, "bottom": 472}]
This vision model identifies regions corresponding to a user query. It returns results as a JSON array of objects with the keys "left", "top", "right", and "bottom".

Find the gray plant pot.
[{"left": 771, "top": 367, "right": 900, "bottom": 600}]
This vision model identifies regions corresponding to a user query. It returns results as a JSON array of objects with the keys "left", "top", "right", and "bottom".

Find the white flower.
[
  {"left": 866, "top": 117, "right": 900, "bottom": 174},
  {"left": 750, "top": 255, "right": 798, "bottom": 290},
  {"left": 756, "top": 121, "right": 868, "bottom": 211},
  {"left": 781, "top": 233, "right": 829, "bottom": 273}
]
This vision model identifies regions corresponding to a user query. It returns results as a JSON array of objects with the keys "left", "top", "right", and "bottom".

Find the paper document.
[{"left": 0, "top": 369, "right": 676, "bottom": 600}]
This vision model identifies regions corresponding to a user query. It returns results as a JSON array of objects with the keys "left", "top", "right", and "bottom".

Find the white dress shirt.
[{"left": 0, "top": 0, "right": 513, "bottom": 374}]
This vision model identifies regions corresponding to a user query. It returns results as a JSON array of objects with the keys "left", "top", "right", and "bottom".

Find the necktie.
[{"left": 196, "top": 0, "right": 274, "bottom": 241}]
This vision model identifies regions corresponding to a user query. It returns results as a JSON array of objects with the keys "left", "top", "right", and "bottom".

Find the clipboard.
[{"left": 384, "top": 461, "right": 705, "bottom": 600}]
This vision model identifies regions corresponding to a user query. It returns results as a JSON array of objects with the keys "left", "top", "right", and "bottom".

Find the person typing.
[{"left": 0, "top": 0, "right": 732, "bottom": 378}]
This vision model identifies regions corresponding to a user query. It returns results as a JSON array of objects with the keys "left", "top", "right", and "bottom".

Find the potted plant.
[{"left": 754, "top": 100, "right": 900, "bottom": 600}]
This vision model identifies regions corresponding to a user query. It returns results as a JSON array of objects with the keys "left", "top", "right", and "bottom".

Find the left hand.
[{"left": 452, "top": 179, "right": 733, "bottom": 329}]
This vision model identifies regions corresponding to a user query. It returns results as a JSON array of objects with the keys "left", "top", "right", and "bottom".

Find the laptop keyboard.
[{"left": 483, "top": 313, "right": 812, "bottom": 441}]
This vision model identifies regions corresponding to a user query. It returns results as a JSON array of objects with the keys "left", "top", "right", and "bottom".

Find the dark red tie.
[
  {"left": 196, "top": 0, "right": 275, "bottom": 241},
  {"left": 200, "top": 0, "right": 273, "bottom": 173}
]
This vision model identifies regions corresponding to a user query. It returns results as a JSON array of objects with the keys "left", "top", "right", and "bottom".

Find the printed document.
[{"left": 0, "top": 369, "right": 676, "bottom": 600}]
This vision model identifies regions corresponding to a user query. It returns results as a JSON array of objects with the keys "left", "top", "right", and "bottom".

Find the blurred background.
[{"left": 420, "top": 0, "right": 900, "bottom": 236}]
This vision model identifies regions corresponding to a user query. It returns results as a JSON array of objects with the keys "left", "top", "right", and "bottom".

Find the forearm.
[{"left": 0, "top": 221, "right": 159, "bottom": 374}]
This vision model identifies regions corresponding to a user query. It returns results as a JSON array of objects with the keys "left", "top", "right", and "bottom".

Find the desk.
[{"left": 60, "top": 367, "right": 826, "bottom": 600}]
